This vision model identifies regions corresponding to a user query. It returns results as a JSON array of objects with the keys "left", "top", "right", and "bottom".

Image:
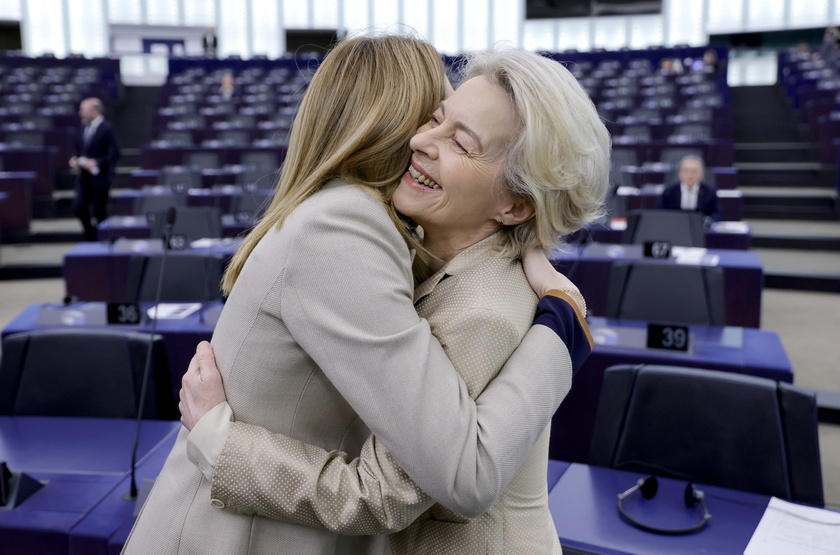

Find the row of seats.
[{"left": 778, "top": 49, "right": 840, "bottom": 163}]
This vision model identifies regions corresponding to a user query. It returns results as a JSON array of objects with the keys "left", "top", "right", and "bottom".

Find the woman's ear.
[{"left": 501, "top": 197, "right": 535, "bottom": 226}]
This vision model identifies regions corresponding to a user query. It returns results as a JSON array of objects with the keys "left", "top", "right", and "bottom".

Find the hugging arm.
[
  {"left": 192, "top": 193, "right": 587, "bottom": 518},
  {"left": 189, "top": 296, "right": 589, "bottom": 532}
]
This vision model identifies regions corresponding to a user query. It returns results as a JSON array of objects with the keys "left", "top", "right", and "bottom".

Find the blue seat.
[
  {"left": 590, "top": 364, "right": 823, "bottom": 506},
  {"left": 0, "top": 329, "right": 175, "bottom": 419},
  {"left": 125, "top": 253, "right": 225, "bottom": 303},
  {"left": 622, "top": 209, "right": 706, "bottom": 247},
  {"left": 606, "top": 260, "right": 725, "bottom": 326}
]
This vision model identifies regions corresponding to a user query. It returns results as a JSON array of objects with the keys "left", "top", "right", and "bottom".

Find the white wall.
[{"left": 7, "top": 0, "right": 840, "bottom": 59}]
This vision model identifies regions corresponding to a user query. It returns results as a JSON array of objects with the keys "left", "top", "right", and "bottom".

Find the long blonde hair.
[{"left": 222, "top": 34, "right": 447, "bottom": 294}]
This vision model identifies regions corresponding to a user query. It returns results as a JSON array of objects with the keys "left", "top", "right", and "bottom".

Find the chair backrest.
[
  {"left": 606, "top": 260, "right": 726, "bottom": 326},
  {"left": 158, "top": 166, "right": 201, "bottom": 192},
  {"left": 623, "top": 209, "right": 706, "bottom": 247},
  {"left": 232, "top": 191, "right": 271, "bottom": 222},
  {"left": 150, "top": 206, "right": 222, "bottom": 242},
  {"left": 125, "top": 253, "right": 225, "bottom": 302},
  {"left": 659, "top": 147, "right": 703, "bottom": 166},
  {"left": 217, "top": 130, "right": 250, "bottom": 146},
  {"left": 160, "top": 130, "right": 194, "bottom": 146},
  {"left": 133, "top": 193, "right": 188, "bottom": 217},
  {"left": 590, "top": 364, "right": 823, "bottom": 506},
  {"left": 0, "top": 329, "right": 174, "bottom": 419},
  {"left": 240, "top": 151, "right": 279, "bottom": 172},
  {"left": 185, "top": 151, "right": 220, "bottom": 171}
]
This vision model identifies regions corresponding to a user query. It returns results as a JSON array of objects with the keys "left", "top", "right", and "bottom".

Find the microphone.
[{"left": 125, "top": 206, "right": 177, "bottom": 505}]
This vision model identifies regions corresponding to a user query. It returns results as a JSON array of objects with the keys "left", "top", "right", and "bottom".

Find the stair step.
[
  {"left": 735, "top": 162, "right": 824, "bottom": 171},
  {"left": 0, "top": 263, "right": 63, "bottom": 280},
  {"left": 764, "top": 271, "right": 840, "bottom": 293},
  {"left": 743, "top": 206, "right": 838, "bottom": 221},
  {"left": 750, "top": 235, "right": 840, "bottom": 251}
]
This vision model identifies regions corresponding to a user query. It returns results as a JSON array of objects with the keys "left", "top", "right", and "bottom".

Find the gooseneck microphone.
[{"left": 125, "top": 206, "right": 177, "bottom": 502}]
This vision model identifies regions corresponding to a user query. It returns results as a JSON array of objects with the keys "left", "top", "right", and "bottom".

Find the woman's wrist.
[{"left": 544, "top": 288, "right": 587, "bottom": 319}]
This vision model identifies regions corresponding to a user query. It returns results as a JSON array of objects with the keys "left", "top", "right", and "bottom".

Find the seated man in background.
[{"left": 657, "top": 155, "right": 719, "bottom": 223}]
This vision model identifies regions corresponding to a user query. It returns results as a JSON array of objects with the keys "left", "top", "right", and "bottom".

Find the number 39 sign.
[{"left": 646, "top": 323, "right": 690, "bottom": 352}]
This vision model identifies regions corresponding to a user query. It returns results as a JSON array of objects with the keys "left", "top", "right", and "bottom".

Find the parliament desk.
[
  {"left": 0, "top": 417, "right": 181, "bottom": 555},
  {"left": 0, "top": 147, "right": 56, "bottom": 196},
  {"left": 550, "top": 463, "right": 770, "bottom": 555},
  {"left": 0, "top": 171, "right": 36, "bottom": 234},
  {"left": 2, "top": 302, "right": 219, "bottom": 402},
  {"left": 138, "top": 144, "right": 287, "bottom": 170},
  {"left": 128, "top": 168, "right": 276, "bottom": 191},
  {"left": 569, "top": 220, "right": 751, "bottom": 250},
  {"left": 97, "top": 214, "right": 249, "bottom": 241},
  {"left": 112, "top": 185, "right": 274, "bottom": 216},
  {"left": 616, "top": 185, "right": 743, "bottom": 222},
  {"left": 550, "top": 243, "right": 763, "bottom": 328},
  {"left": 620, "top": 165, "right": 738, "bottom": 190},
  {"left": 62, "top": 238, "right": 240, "bottom": 302},
  {"left": 549, "top": 317, "right": 793, "bottom": 463}
]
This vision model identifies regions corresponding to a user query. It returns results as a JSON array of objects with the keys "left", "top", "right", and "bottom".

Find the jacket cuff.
[{"left": 533, "top": 293, "right": 594, "bottom": 376}]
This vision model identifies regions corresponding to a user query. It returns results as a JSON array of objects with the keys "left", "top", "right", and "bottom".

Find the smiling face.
[{"left": 393, "top": 76, "right": 527, "bottom": 255}]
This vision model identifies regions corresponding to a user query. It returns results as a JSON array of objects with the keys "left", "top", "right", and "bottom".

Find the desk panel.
[
  {"left": 0, "top": 417, "right": 180, "bottom": 475},
  {"left": 550, "top": 243, "right": 763, "bottom": 328},
  {"left": 97, "top": 214, "right": 248, "bottom": 241},
  {"left": 62, "top": 239, "right": 240, "bottom": 302},
  {"left": 550, "top": 464, "right": 768, "bottom": 555},
  {"left": 549, "top": 317, "right": 792, "bottom": 463},
  {"left": 570, "top": 221, "right": 751, "bottom": 250},
  {"left": 0, "top": 172, "right": 35, "bottom": 232},
  {"left": 2, "top": 303, "right": 217, "bottom": 401},
  {"left": 69, "top": 424, "right": 181, "bottom": 555},
  {"left": 0, "top": 417, "right": 180, "bottom": 555}
]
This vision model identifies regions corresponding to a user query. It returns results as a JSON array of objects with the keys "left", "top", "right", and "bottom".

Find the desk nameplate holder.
[
  {"left": 111, "top": 238, "right": 165, "bottom": 254},
  {"left": 589, "top": 318, "right": 745, "bottom": 354},
  {"left": 36, "top": 303, "right": 109, "bottom": 327}
]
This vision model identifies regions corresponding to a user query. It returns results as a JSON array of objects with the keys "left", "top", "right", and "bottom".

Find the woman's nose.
[{"left": 410, "top": 124, "right": 438, "bottom": 159}]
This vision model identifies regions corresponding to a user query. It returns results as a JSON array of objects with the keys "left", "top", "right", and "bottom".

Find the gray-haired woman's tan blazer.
[{"left": 122, "top": 180, "right": 572, "bottom": 554}]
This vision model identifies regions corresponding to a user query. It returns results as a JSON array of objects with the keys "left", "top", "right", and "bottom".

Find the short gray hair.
[{"left": 458, "top": 48, "right": 611, "bottom": 257}]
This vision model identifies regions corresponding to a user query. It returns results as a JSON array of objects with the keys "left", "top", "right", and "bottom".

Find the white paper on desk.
[
  {"left": 146, "top": 303, "right": 201, "bottom": 320},
  {"left": 671, "top": 246, "right": 707, "bottom": 264},
  {"left": 744, "top": 497, "right": 840, "bottom": 555}
]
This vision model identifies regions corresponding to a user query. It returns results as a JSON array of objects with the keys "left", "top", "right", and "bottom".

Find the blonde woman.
[{"left": 124, "top": 36, "right": 591, "bottom": 554}]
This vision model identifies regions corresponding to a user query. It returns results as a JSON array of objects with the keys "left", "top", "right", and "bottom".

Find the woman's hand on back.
[{"left": 522, "top": 247, "right": 579, "bottom": 297}]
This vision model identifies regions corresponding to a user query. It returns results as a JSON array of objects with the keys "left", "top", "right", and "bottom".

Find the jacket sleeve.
[
  {"left": 210, "top": 189, "right": 583, "bottom": 518},
  {"left": 94, "top": 122, "right": 121, "bottom": 168},
  {"left": 211, "top": 306, "right": 560, "bottom": 532}
]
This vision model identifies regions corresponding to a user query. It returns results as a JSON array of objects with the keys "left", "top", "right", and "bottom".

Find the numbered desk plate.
[
  {"left": 107, "top": 302, "right": 144, "bottom": 325},
  {"left": 646, "top": 323, "right": 691, "bottom": 352}
]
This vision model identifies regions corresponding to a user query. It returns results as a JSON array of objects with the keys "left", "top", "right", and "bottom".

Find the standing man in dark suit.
[
  {"left": 657, "top": 155, "right": 719, "bottom": 222},
  {"left": 69, "top": 97, "right": 120, "bottom": 241}
]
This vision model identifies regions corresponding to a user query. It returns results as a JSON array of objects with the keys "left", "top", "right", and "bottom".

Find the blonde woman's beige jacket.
[{"left": 122, "top": 180, "right": 573, "bottom": 554}]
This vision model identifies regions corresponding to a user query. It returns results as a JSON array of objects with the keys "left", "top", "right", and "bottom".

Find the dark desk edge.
[{"left": 800, "top": 387, "right": 840, "bottom": 424}]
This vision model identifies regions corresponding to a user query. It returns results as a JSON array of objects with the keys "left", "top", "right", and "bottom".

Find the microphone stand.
[{"left": 124, "top": 207, "right": 177, "bottom": 502}]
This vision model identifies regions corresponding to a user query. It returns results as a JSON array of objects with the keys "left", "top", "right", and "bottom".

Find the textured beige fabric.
[
  {"left": 208, "top": 236, "right": 568, "bottom": 553},
  {"left": 122, "top": 180, "right": 572, "bottom": 554}
]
